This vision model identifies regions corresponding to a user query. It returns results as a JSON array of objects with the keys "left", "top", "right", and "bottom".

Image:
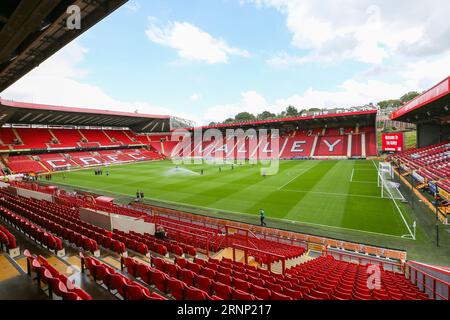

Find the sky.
[{"left": 2, "top": 0, "right": 450, "bottom": 125}]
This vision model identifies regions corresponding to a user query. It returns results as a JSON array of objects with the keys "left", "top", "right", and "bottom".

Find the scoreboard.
[{"left": 382, "top": 133, "right": 405, "bottom": 152}]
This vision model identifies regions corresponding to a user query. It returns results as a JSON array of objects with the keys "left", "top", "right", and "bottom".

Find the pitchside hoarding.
[{"left": 382, "top": 133, "right": 405, "bottom": 152}]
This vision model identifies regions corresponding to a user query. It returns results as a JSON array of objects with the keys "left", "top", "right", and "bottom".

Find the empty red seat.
[
  {"left": 215, "top": 272, "right": 232, "bottom": 286},
  {"left": 212, "top": 281, "right": 232, "bottom": 300},
  {"left": 251, "top": 284, "right": 271, "bottom": 300},
  {"left": 232, "top": 288, "right": 255, "bottom": 300},
  {"left": 180, "top": 268, "right": 196, "bottom": 287},
  {"left": 185, "top": 286, "right": 208, "bottom": 300},
  {"left": 153, "top": 257, "right": 166, "bottom": 272},
  {"left": 195, "top": 274, "right": 212, "bottom": 295},
  {"left": 270, "top": 291, "right": 292, "bottom": 300},
  {"left": 110, "top": 274, "right": 128, "bottom": 298},
  {"left": 233, "top": 278, "right": 251, "bottom": 293},
  {"left": 167, "top": 277, "right": 186, "bottom": 300},
  {"left": 150, "top": 269, "right": 167, "bottom": 292},
  {"left": 124, "top": 283, "right": 145, "bottom": 300}
]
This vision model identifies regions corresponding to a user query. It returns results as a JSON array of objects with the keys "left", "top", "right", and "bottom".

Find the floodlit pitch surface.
[{"left": 51, "top": 160, "right": 415, "bottom": 238}]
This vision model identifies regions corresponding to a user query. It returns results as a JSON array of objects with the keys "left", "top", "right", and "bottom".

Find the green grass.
[{"left": 49, "top": 159, "right": 415, "bottom": 239}]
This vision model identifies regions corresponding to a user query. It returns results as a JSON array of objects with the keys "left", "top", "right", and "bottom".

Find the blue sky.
[{"left": 3, "top": 0, "right": 450, "bottom": 125}]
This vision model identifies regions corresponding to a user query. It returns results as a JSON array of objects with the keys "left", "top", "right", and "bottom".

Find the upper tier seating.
[
  {"left": 0, "top": 128, "right": 18, "bottom": 145},
  {"left": 104, "top": 130, "right": 137, "bottom": 145},
  {"left": 50, "top": 129, "right": 84, "bottom": 148},
  {"left": 15, "top": 128, "right": 53, "bottom": 149},
  {"left": 80, "top": 129, "right": 116, "bottom": 146}
]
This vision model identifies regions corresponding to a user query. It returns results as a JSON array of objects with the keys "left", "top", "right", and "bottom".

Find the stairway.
[
  {"left": 12, "top": 128, "right": 23, "bottom": 144},
  {"left": 78, "top": 130, "right": 88, "bottom": 142},
  {"left": 48, "top": 129, "right": 59, "bottom": 143},
  {"left": 347, "top": 134, "right": 353, "bottom": 158},
  {"left": 310, "top": 135, "right": 319, "bottom": 157}
]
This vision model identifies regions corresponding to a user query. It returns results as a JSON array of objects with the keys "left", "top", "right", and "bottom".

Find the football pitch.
[{"left": 50, "top": 159, "right": 416, "bottom": 239}]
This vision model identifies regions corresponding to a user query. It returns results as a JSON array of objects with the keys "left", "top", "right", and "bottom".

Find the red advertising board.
[{"left": 382, "top": 133, "right": 405, "bottom": 152}]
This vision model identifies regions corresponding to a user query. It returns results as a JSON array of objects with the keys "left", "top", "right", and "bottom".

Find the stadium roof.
[
  {"left": 189, "top": 109, "right": 378, "bottom": 131},
  {"left": 0, "top": 98, "right": 177, "bottom": 132},
  {"left": 0, "top": 0, "right": 128, "bottom": 93},
  {"left": 390, "top": 76, "right": 450, "bottom": 124}
]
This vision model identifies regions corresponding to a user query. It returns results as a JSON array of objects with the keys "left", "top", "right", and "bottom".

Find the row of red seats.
[
  {"left": 25, "top": 250, "right": 92, "bottom": 300},
  {"left": 390, "top": 142, "right": 450, "bottom": 181},
  {"left": 122, "top": 256, "right": 222, "bottom": 300},
  {"left": 0, "top": 192, "right": 127, "bottom": 255},
  {"left": 0, "top": 223, "right": 17, "bottom": 250},
  {"left": 285, "top": 256, "right": 428, "bottom": 300},
  {"left": 0, "top": 206, "right": 63, "bottom": 252},
  {"left": 123, "top": 255, "right": 294, "bottom": 300},
  {"left": 82, "top": 253, "right": 166, "bottom": 300}
]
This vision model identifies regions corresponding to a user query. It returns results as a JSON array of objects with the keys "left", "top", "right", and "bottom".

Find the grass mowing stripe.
[{"left": 49, "top": 160, "right": 417, "bottom": 237}]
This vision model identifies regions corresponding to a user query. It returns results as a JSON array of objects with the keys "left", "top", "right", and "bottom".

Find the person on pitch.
[{"left": 260, "top": 208, "right": 267, "bottom": 226}]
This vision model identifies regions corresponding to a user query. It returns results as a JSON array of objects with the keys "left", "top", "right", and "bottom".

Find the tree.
[
  {"left": 257, "top": 111, "right": 276, "bottom": 120},
  {"left": 400, "top": 91, "right": 420, "bottom": 103},
  {"left": 285, "top": 105, "right": 299, "bottom": 117},
  {"left": 208, "top": 122, "right": 217, "bottom": 126},
  {"left": 378, "top": 99, "right": 402, "bottom": 109},
  {"left": 234, "top": 112, "right": 256, "bottom": 122},
  {"left": 223, "top": 118, "right": 235, "bottom": 124}
]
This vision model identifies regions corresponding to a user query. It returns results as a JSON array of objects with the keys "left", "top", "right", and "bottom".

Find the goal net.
[{"left": 378, "top": 162, "right": 405, "bottom": 201}]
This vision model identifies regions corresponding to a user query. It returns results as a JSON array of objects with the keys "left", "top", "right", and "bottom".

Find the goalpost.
[
  {"left": 378, "top": 162, "right": 405, "bottom": 201},
  {"left": 377, "top": 161, "right": 415, "bottom": 239}
]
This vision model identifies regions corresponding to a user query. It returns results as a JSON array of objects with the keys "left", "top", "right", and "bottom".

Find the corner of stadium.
[{"left": 0, "top": 0, "right": 448, "bottom": 308}]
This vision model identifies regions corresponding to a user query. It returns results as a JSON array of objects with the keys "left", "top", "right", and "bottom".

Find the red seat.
[
  {"left": 124, "top": 283, "right": 144, "bottom": 300},
  {"left": 150, "top": 269, "right": 167, "bottom": 292},
  {"left": 165, "top": 263, "right": 181, "bottom": 278},
  {"left": 194, "top": 274, "right": 212, "bottom": 295},
  {"left": 136, "top": 264, "right": 151, "bottom": 284},
  {"left": 232, "top": 288, "right": 255, "bottom": 300},
  {"left": 123, "top": 257, "right": 137, "bottom": 277},
  {"left": 200, "top": 267, "right": 216, "bottom": 279},
  {"left": 71, "top": 287, "right": 92, "bottom": 300},
  {"left": 50, "top": 278, "right": 67, "bottom": 298},
  {"left": 185, "top": 286, "right": 208, "bottom": 300},
  {"left": 251, "top": 284, "right": 271, "bottom": 300},
  {"left": 266, "top": 281, "right": 283, "bottom": 293},
  {"left": 212, "top": 281, "right": 232, "bottom": 300},
  {"left": 153, "top": 257, "right": 166, "bottom": 272},
  {"left": 270, "top": 291, "right": 292, "bottom": 300},
  {"left": 187, "top": 261, "right": 202, "bottom": 274},
  {"left": 233, "top": 278, "right": 251, "bottom": 293},
  {"left": 110, "top": 274, "right": 128, "bottom": 298},
  {"left": 167, "top": 277, "right": 186, "bottom": 300},
  {"left": 282, "top": 287, "right": 303, "bottom": 300},
  {"left": 180, "top": 268, "right": 196, "bottom": 287},
  {"left": 215, "top": 272, "right": 232, "bottom": 286},
  {"left": 175, "top": 257, "right": 188, "bottom": 269}
]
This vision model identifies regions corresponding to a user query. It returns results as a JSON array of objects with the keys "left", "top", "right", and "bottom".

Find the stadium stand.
[
  {"left": 24, "top": 250, "right": 92, "bottom": 300},
  {"left": 81, "top": 253, "right": 167, "bottom": 300}
]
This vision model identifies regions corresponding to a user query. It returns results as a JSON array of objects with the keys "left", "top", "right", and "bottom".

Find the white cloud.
[
  {"left": 1, "top": 41, "right": 200, "bottom": 126},
  {"left": 203, "top": 91, "right": 284, "bottom": 123},
  {"left": 145, "top": 19, "right": 249, "bottom": 64},
  {"left": 124, "top": 1, "right": 140, "bottom": 12},
  {"left": 190, "top": 93, "right": 202, "bottom": 102},
  {"left": 244, "top": 0, "right": 449, "bottom": 65}
]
